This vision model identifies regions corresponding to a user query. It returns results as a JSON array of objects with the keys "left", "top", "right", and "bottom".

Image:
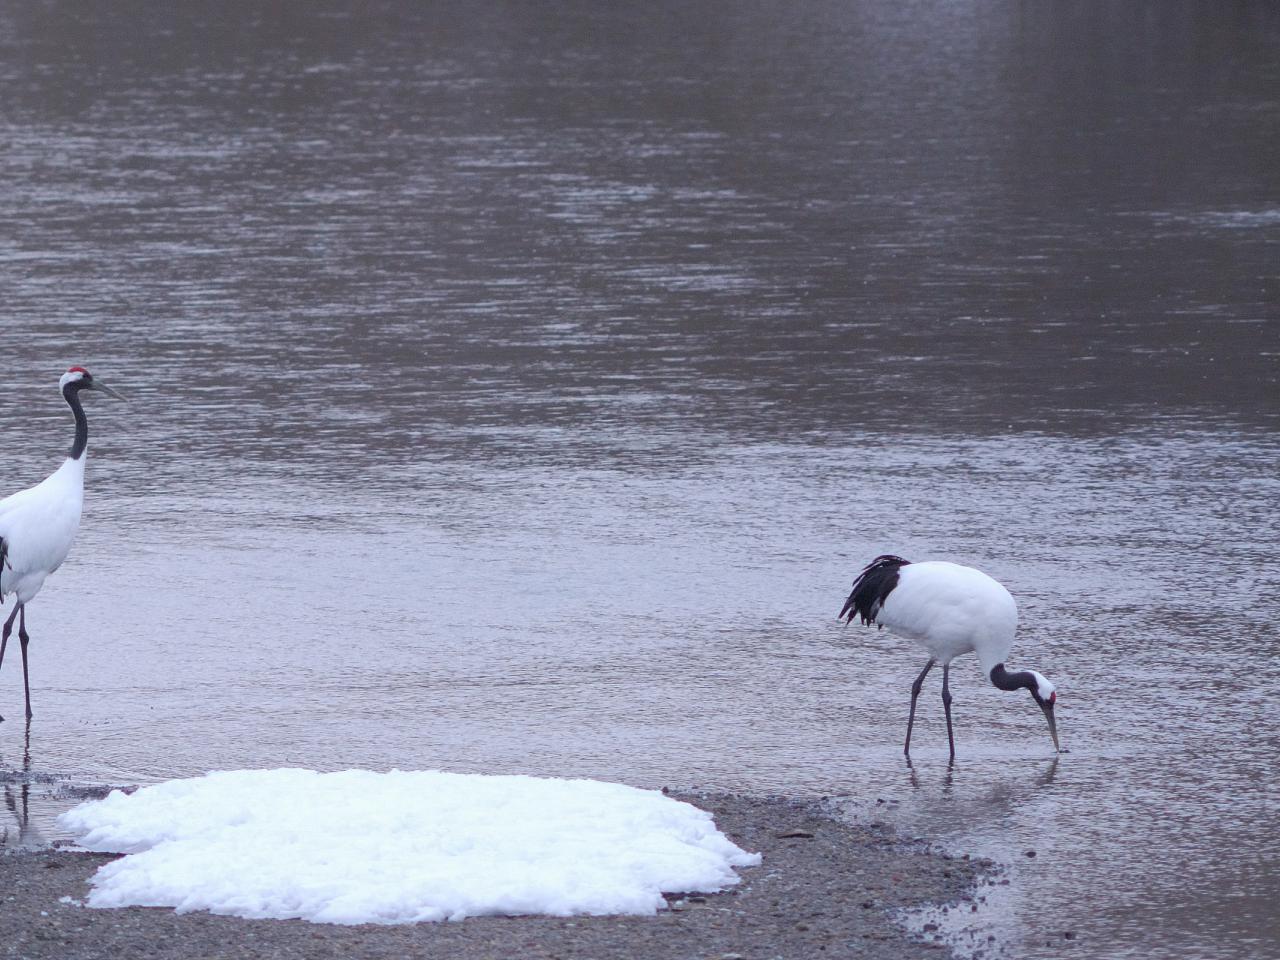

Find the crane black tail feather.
[{"left": 840, "top": 554, "right": 910, "bottom": 626}]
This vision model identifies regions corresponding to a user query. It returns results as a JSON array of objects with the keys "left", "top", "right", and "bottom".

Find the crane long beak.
[
  {"left": 92, "top": 381, "right": 127, "bottom": 401},
  {"left": 1040, "top": 701, "right": 1060, "bottom": 753}
]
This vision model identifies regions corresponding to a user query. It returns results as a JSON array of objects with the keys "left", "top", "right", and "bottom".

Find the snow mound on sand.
[{"left": 58, "top": 768, "right": 760, "bottom": 925}]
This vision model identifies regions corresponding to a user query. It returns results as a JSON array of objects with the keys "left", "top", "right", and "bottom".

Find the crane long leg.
[
  {"left": 17, "top": 606, "right": 31, "bottom": 720},
  {"left": 904, "top": 658, "right": 936, "bottom": 756},
  {"left": 0, "top": 604, "right": 16, "bottom": 722},
  {"left": 0, "top": 603, "right": 18, "bottom": 673},
  {"left": 942, "top": 663, "right": 955, "bottom": 762}
]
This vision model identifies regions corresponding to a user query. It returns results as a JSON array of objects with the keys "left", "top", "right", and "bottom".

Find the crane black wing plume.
[{"left": 840, "top": 555, "right": 911, "bottom": 627}]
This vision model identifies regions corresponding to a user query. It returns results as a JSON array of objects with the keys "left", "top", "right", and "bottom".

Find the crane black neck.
[
  {"left": 63, "top": 380, "right": 89, "bottom": 461},
  {"left": 989, "top": 663, "right": 1039, "bottom": 695}
]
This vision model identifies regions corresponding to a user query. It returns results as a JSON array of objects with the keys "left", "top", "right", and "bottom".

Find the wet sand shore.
[{"left": 0, "top": 792, "right": 988, "bottom": 959}]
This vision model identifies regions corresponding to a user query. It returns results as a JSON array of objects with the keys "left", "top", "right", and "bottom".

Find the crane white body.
[
  {"left": 874, "top": 561, "right": 1018, "bottom": 675},
  {"left": 0, "top": 456, "right": 85, "bottom": 606}
]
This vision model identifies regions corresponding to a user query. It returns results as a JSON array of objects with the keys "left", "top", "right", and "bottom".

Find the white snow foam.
[{"left": 57, "top": 768, "right": 760, "bottom": 925}]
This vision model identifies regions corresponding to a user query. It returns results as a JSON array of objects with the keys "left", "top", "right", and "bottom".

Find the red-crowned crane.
[
  {"left": 840, "top": 555, "right": 1060, "bottom": 761},
  {"left": 0, "top": 367, "right": 124, "bottom": 720}
]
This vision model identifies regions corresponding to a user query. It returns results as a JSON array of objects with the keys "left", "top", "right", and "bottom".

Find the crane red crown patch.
[{"left": 68, "top": 366, "right": 89, "bottom": 375}]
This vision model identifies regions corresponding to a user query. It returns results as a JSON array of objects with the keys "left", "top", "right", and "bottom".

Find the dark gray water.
[{"left": 0, "top": 2, "right": 1276, "bottom": 957}]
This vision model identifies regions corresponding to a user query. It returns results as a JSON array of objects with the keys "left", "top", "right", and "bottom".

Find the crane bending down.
[
  {"left": 840, "top": 555, "right": 1059, "bottom": 760},
  {"left": 0, "top": 367, "right": 124, "bottom": 720}
]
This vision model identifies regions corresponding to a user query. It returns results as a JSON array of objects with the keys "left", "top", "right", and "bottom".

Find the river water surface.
[{"left": 0, "top": 3, "right": 1276, "bottom": 958}]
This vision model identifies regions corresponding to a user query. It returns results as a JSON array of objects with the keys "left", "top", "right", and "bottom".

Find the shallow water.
[{"left": 0, "top": 2, "right": 1277, "bottom": 957}]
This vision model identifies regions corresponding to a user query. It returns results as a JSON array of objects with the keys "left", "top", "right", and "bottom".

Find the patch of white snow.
[{"left": 57, "top": 769, "right": 760, "bottom": 925}]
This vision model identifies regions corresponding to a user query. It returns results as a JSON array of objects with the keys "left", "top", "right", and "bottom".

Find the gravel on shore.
[{"left": 0, "top": 791, "right": 990, "bottom": 960}]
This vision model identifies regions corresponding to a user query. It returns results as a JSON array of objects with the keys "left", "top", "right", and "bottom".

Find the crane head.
[
  {"left": 1027, "top": 670, "right": 1060, "bottom": 753},
  {"left": 60, "top": 366, "right": 126, "bottom": 400}
]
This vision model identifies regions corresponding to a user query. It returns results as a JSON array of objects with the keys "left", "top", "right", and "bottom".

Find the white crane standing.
[
  {"left": 840, "top": 554, "right": 1060, "bottom": 760},
  {"left": 0, "top": 367, "right": 124, "bottom": 721}
]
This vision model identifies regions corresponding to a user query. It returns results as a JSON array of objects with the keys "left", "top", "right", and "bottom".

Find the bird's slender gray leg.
[
  {"left": 17, "top": 605, "right": 31, "bottom": 720},
  {"left": 0, "top": 535, "right": 8, "bottom": 669},
  {"left": 0, "top": 604, "right": 16, "bottom": 722},
  {"left": 0, "top": 603, "right": 18, "bottom": 673},
  {"left": 942, "top": 663, "right": 955, "bottom": 762},
  {"left": 905, "top": 658, "right": 936, "bottom": 756}
]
